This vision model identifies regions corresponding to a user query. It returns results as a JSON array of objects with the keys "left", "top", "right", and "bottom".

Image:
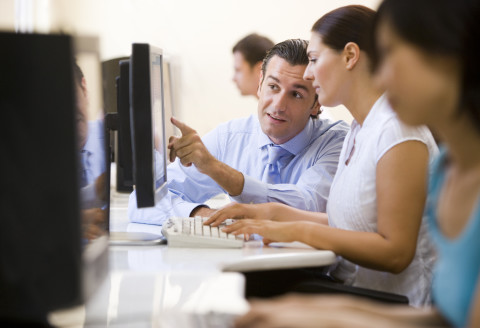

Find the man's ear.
[
  {"left": 310, "top": 96, "right": 321, "bottom": 117},
  {"left": 344, "top": 42, "right": 360, "bottom": 70},
  {"left": 257, "top": 70, "right": 264, "bottom": 97},
  {"left": 81, "top": 76, "right": 88, "bottom": 97},
  {"left": 253, "top": 61, "right": 263, "bottom": 74}
]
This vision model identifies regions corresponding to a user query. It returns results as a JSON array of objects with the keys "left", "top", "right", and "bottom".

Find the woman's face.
[
  {"left": 304, "top": 32, "right": 348, "bottom": 107},
  {"left": 376, "top": 19, "right": 461, "bottom": 127}
]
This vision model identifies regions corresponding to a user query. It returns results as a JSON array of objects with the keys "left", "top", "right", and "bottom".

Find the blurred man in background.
[{"left": 232, "top": 33, "right": 274, "bottom": 98}]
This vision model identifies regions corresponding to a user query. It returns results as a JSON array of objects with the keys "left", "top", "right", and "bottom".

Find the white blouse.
[{"left": 326, "top": 94, "right": 438, "bottom": 307}]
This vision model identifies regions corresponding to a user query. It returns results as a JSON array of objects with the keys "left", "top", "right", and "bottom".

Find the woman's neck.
[
  {"left": 437, "top": 115, "right": 480, "bottom": 171},
  {"left": 343, "top": 74, "right": 383, "bottom": 126}
]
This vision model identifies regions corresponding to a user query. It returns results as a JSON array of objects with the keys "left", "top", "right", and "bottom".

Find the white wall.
[{"left": 1, "top": 0, "right": 382, "bottom": 135}]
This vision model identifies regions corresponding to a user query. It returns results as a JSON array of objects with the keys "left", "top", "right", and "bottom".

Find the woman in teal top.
[
  {"left": 233, "top": 0, "right": 480, "bottom": 327},
  {"left": 427, "top": 149, "right": 480, "bottom": 327}
]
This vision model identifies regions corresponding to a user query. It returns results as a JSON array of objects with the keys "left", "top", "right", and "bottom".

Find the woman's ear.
[{"left": 343, "top": 42, "right": 360, "bottom": 70}]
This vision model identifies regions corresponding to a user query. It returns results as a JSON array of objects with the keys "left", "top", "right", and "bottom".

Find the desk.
[{"left": 77, "top": 190, "right": 336, "bottom": 327}]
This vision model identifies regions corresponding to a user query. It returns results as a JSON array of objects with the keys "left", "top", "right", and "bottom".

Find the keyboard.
[
  {"left": 161, "top": 216, "right": 244, "bottom": 248},
  {"left": 158, "top": 311, "right": 238, "bottom": 328}
]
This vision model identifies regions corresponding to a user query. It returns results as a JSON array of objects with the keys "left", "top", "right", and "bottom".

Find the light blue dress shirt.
[
  {"left": 128, "top": 114, "right": 349, "bottom": 225},
  {"left": 81, "top": 120, "right": 106, "bottom": 185},
  {"left": 80, "top": 120, "right": 106, "bottom": 209}
]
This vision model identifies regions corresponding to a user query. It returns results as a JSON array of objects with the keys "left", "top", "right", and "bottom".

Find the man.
[
  {"left": 128, "top": 39, "right": 349, "bottom": 225},
  {"left": 232, "top": 33, "right": 274, "bottom": 98},
  {"left": 73, "top": 62, "right": 108, "bottom": 239},
  {"left": 73, "top": 62, "right": 106, "bottom": 188}
]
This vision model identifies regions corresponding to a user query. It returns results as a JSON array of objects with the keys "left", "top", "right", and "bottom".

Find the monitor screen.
[
  {"left": 162, "top": 59, "right": 178, "bottom": 142},
  {"left": 0, "top": 32, "right": 108, "bottom": 325},
  {"left": 130, "top": 43, "right": 168, "bottom": 208}
]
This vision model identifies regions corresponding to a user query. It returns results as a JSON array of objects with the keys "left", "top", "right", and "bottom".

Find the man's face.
[
  {"left": 257, "top": 56, "right": 318, "bottom": 144},
  {"left": 232, "top": 51, "right": 261, "bottom": 97}
]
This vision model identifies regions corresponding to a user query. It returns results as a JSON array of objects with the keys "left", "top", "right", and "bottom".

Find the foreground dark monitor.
[
  {"left": 130, "top": 43, "right": 168, "bottom": 208},
  {"left": 116, "top": 59, "right": 134, "bottom": 192},
  {"left": 0, "top": 32, "right": 108, "bottom": 325}
]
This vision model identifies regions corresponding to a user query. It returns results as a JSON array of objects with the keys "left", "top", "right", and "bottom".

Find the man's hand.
[
  {"left": 168, "top": 117, "right": 217, "bottom": 175},
  {"left": 168, "top": 117, "right": 245, "bottom": 196}
]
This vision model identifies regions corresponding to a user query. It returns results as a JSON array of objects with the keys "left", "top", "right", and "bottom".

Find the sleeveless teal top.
[{"left": 428, "top": 148, "right": 480, "bottom": 327}]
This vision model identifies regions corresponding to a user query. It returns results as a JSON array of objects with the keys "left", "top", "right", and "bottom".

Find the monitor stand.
[{"left": 109, "top": 231, "right": 166, "bottom": 246}]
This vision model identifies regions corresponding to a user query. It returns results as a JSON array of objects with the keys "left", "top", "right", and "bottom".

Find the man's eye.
[
  {"left": 293, "top": 91, "right": 303, "bottom": 99},
  {"left": 269, "top": 84, "right": 279, "bottom": 90},
  {"left": 309, "top": 58, "right": 317, "bottom": 63}
]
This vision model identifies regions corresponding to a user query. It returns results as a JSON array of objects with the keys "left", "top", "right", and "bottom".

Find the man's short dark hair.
[
  {"left": 232, "top": 33, "right": 274, "bottom": 68},
  {"left": 261, "top": 39, "right": 320, "bottom": 119},
  {"left": 261, "top": 39, "right": 309, "bottom": 80}
]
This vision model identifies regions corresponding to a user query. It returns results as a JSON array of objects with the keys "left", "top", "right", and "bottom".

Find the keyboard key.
[
  {"left": 203, "top": 225, "right": 211, "bottom": 237},
  {"left": 211, "top": 226, "right": 220, "bottom": 238},
  {"left": 195, "top": 218, "right": 203, "bottom": 236},
  {"left": 182, "top": 218, "right": 191, "bottom": 235},
  {"left": 220, "top": 229, "right": 228, "bottom": 239}
]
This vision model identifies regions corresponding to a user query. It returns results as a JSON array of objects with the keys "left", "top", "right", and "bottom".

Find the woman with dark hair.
[
  {"left": 206, "top": 4, "right": 438, "bottom": 307},
  {"left": 232, "top": 0, "right": 480, "bottom": 327}
]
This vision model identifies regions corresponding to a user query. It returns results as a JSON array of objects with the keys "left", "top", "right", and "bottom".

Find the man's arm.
[{"left": 169, "top": 118, "right": 347, "bottom": 213}]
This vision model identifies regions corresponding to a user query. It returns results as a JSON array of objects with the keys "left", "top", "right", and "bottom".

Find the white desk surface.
[
  {"left": 110, "top": 191, "right": 336, "bottom": 273},
  {"left": 76, "top": 189, "right": 336, "bottom": 327}
]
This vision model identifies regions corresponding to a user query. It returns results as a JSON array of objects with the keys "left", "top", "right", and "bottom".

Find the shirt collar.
[
  {"left": 357, "top": 93, "right": 388, "bottom": 129},
  {"left": 257, "top": 118, "right": 314, "bottom": 155}
]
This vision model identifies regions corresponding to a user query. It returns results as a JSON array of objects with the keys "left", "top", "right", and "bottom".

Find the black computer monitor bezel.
[
  {"left": 130, "top": 43, "right": 168, "bottom": 208},
  {"left": 116, "top": 59, "right": 134, "bottom": 191},
  {"left": 0, "top": 32, "right": 109, "bottom": 324}
]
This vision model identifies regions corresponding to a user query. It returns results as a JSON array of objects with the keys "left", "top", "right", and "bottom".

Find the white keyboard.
[
  {"left": 161, "top": 216, "right": 244, "bottom": 248},
  {"left": 158, "top": 311, "right": 238, "bottom": 328}
]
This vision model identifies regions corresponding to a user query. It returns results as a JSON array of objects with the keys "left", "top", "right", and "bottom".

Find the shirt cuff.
[
  {"left": 189, "top": 204, "right": 210, "bottom": 217},
  {"left": 169, "top": 198, "right": 204, "bottom": 218},
  {"left": 231, "top": 174, "right": 268, "bottom": 204},
  {"left": 128, "top": 191, "right": 204, "bottom": 225}
]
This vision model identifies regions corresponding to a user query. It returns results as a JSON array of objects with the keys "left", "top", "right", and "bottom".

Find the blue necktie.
[{"left": 263, "top": 144, "right": 292, "bottom": 184}]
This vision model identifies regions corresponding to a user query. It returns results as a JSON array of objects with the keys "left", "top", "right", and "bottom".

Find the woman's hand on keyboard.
[
  {"left": 220, "top": 219, "right": 299, "bottom": 245},
  {"left": 205, "top": 202, "right": 281, "bottom": 227}
]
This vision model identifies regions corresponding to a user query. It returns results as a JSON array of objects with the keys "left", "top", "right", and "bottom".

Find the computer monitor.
[
  {"left": 102, "top": 56, "right": 129, "bottom": 174},
  {"left": 0, "top": 32, "right": 108, "bottom": 325},
  {"left": 162, "top": 59, "right": 178, "bottom": 138},
  {"left": 115, "top": 59, "right": 134, "bottom": 192},
  {"left": 102, "top": 56, "right": 130, "bottom": 115},
  {"left": 130, "top": 43, "right": 168, "bottom": 208}
]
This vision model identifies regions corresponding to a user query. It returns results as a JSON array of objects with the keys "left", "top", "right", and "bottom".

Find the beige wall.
[
  {"left": 1, "top": 0, "right": 382, "bottom": 135},
  {"left": 0, "top": 0, "right": 15, "bottom": 31}
]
